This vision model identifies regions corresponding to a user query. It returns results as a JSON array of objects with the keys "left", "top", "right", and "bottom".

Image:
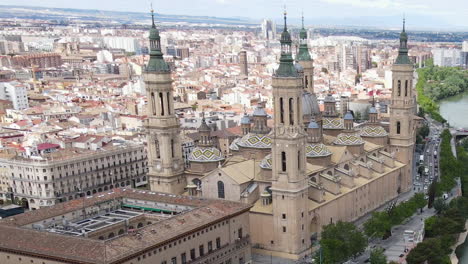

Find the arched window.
[
  {"left": 397, "top": 80, "right": 401, "bottom": 96},
  {"left": 298, "top": 151, "right": 301, "bottom": 170},
  {"left": 305, "top": 76, "right": 309, "bottom": 88},
  {"left": 344, "top": 164, "right": 349, "bottom": 171},
  {"left": 167, "top": 92, "right": 171, "bottom": 114},
  {"left": 155, "top": 139, "right": 160, "bottom": 159},
  {"left": 405, "top": 80, "right": 408, "bottom": 96},
  {"left": 289, "top": 98, "right": 294, "bottom": 125},
  {"left": 159, "top": 92, "right": 164, "bottom": 116},
  {"left": 217, "top": 181, "right": 225, "bottom": 199},
  {"left": 396, "top": 121, "right": 401, "bottom": 134},
  {"left": 150, "top": 92, "right": 156, "bottom": 115},
  {"left": 170, "top": 139, "right": 174, "bottom": 158},
  {"left": 279, "top": 97, "right": 284, "bottom": 124},
  {"left": 281, "top": 151, "right": 287, "bottom": 172}
]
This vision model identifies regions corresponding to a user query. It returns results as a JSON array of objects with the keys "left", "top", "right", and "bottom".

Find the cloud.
[{"left": 319, "top": 0, "right": 428, "bottom": 10}]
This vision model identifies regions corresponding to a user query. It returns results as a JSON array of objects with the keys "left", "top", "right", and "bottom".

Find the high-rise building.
[
  {"left": 261, "top": 19, "right": 276, "bottom": 40},
  {"left": 144, "top": 11, "right": 186, "bottom": 194},
  {"left": 432, "top": 48, "right": 462, "bottom": 67},
  {"left": 0, "top": 82, "right": 29, "bottom": 110},
  {"left": 239, "top": 50, "right": 248, "bottom": 78},
  {"left": 389, "top": 19, "right": 416, "bottom": 193}
]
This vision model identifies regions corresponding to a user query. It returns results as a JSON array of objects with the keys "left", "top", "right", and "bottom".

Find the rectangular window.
[
  {"left": 283, "top": 226, "right": 286, "bottom": 232},
  {"left": 190, "top": 249, "right": 196, "bottom": 260},
  {"left": 238, "top": 228, "right": 243, "bottom": 239},
  {"left": 199, "top": 245, "right": 204, "bottom": 256},
  {"left": 282, "top": 213, "right": 286, "bottom": 219},
  {"left": 181, "top": 253, "right": 187, "bottom": 264},
  {"left": 279, "top": 97, "right": 284, "bottom": 124},
  {"left": 281, "top": 152, "right": 287, "bottom": 172},
  {"left": 208, "top": 241, "right": 213, "bottom": 252},
  {"left": 216, "top": 237, "right": 221, "bottom": 248},
  {"left": 171, "top": 257, "right": 177, "bottom": 264}
]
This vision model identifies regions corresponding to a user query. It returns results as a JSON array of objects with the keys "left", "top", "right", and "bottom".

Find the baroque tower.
[
  {"left": 296, "top": 14, "right": 314, "bottom": 94},
  {"left": 389, "top": 19, "right": 415, "bottom": 193},
  {"left": 270, "top": 11, "right": 310, "bottom": 258},
  {"left": 144, "top": 9, "right": 186, "bottom": 194}
]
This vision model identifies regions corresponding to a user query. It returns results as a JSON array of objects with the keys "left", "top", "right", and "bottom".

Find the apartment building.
[{"left": 0, "top": 142, "right": 148, "bottom": 210}]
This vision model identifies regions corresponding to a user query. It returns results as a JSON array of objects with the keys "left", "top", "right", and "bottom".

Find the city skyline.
[{"left": 3, "top": 0, "right": 468, "bottom": 30}]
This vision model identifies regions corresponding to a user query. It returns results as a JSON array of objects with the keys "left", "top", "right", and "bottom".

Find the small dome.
[
  {"left": 198, "top": 119, "right": 211, "bottom": 132},
  {"left": 240, "top": 114, "right": 251, "bottom": 125},
  {"left": 322, "top": 117, "right": 344, "bottom": 129},
  {"left": 308, "top": 120, "right": 319, "bottom": 129},
  {"left": 369, "top": 107, "right": 377, "bottom": 114},
  {"left": 334, "top": 133, "right": 364, "bottom": 146},
  {"left": 344, "top": 112, "right": 354, "bottom": 120},
  {"left": 324, "top": 94, "right": 335, "bottom": 103},
  {"left": 359, "top": 125, "right": 388, "bottom": 138},
  {"left": 259, "top": 154, "right": 272, "bottom": 169},
  {"left": 306, "top": 143, "right": 332, "bottom": 158},
  {"left": 253, "top": 106, "right": 267, "bottom": 117},
  {"left": 188, "top": 147, "right": 224, "bottom": 163},
  {"left": 302, "top": 92, "right": 320, "bottom": 118},
  {"left": 237, "top": 133, "right": 272, "bottom": 149}
]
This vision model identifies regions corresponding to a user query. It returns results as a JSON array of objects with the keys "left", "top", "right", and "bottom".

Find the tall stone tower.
[
  {"left": 144, "top": 10, "right": 186, "bottom": 194},
  {"left": 270, "top": 11, "right": 310, "bottom": 258},
  {"left": 389, "top": 19, "right": 415, "bottom": 193},
  {"left": 239, "top": 50, "right": 248, "bottom": 78}
]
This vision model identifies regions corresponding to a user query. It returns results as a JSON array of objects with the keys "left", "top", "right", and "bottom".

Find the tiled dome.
[
  {"left": 359, "top": 125, "right": 388, "bottom": 137},
  {"left": 229, "top": 138, "right": 240, "bottom": 151},
  {"left": 334, "top": 133, "right": 364, "bottom": 146},
  {"left": 188, "top": 147, "right": 224, "bottom": 163},
  {"left": 237, "top": 133, "right": 272, "bottom": 149},
  {"left": 323, "top": 117, "right": 344, "bottom": 129},
  {"left": 306, "top": 143, "right": 332, "bottom": 158},
  {"left": 303, "top": 92, "right": 320, "bottom": 118},
  {"left": 259, "top": 154, "right": 272, "bottom": 169}
]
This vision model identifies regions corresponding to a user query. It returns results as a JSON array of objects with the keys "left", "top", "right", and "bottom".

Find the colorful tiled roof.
[
  {"left": 323, "top": 117, "right": 344, "bottom": 129},
  {"left": 334, "top": 133, "right": 365, "bottom": 146},
  {"left": 359, "top": 125, "right": 388, "bottom": 138},
  {"left": 259, "top": 154, "right": 272, "bottom": 169},
  {"left": 306, "top": 143, "right": 332, "bottom": 158},
  {"left": 229, "top": 138, "right": 240, "bottom": 151},
  {"left": 237, "top": 133, "right": 272, "bottom": 149},
  {"left": 188, "top": 147, "right": 224, "bottom": 163}
]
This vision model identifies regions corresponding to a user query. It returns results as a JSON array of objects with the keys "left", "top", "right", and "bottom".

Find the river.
[
  {"left": 439, "top": 91, "right": 468, "bottom": 263},
  {"left": 439, "top": 90, "right": 468, "bottom": 129}
]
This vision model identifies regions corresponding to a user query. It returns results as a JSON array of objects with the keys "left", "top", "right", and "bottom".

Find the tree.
[
  {"left": 406, "top": 238, "right": 452, "bottom": 264},
  {"left": 316, "top": 221, "right": 367, "bottom": 264},
  {"left": 370, "top": 248, "right": 387, "bottom": 264},
  {"left": 433, "top": 198, "right": 448, "bottom": 214},
  {"left": 364, "top": 211, "right": 391, "bottom": 239}
]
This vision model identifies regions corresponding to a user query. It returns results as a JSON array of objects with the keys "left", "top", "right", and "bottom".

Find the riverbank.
[{"left": 451, "top": 221, "right": 468, "bottom": 264}]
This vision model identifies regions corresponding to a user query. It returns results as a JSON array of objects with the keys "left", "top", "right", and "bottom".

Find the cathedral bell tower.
[
  {"left": 296, "top": 14, "right": 314, "bottom": 94},
  {"left": 270, "top": 10, "right": 311, "bottom": 258},
  {"left": 144, "top": 9, "right": 186, "bottom": 194},
  {"left": 389, "top": 19, "right": 415, "bottom": 193}
]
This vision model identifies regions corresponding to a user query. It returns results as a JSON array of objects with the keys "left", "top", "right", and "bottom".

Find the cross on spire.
[
  {"left": 283, "top": 5, "right": 287, "bottom": 32},
  {"left": 403, "top": 15, "right": 406, "bottom": 32},
  {"left": 150, "top": 3, "right": 155, "bottom": 28},
  {"left": 302, "top": 11, "right": 304, "bottom": 28}
]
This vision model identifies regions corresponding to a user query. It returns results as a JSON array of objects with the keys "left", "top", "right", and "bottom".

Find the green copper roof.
[
  {"left": 275, "top": 11, "right": 298, "bottom": 77},
  {"left": 395, "top": 18, "right": 412, "bottom": 65},
  {"left": 146, "top": 9, "right": 170, "bottom": 73},
  {"left": 297, "top": 14, "right": 312, "bottom": 61}
]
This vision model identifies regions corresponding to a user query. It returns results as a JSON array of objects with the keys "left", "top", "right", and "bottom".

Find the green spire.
[
  {"left": 275, "top": 9, "right": 298, "bottom": 77},
  {"left": 297, "top": 12, "right": 312, "bottom": 61},
  {"left": 146, "top": 7, "right": 170, "bottom": 72},
  {"left": 395, "top": 18, "right": 412, "bottom": 65}
]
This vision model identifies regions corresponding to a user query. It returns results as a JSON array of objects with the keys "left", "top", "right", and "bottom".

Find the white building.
[
  {"left": 103, "top": 37, "right": 141, "bottom": 54},
  {"left": 432, "top": 48, "right": 462, "bottom": 67},
  {"left": 96, "top": 50, "right": 114, "bottom": 63},
  {"left": 0, "top": 82, "right": 29, "bottom": 110}
]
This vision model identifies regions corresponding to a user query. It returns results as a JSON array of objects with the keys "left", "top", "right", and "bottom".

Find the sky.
[{"left": 2, "top": 0, "right": 468, "bottom": 29}]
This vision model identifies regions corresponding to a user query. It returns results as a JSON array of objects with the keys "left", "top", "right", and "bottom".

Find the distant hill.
[{"left": 0, "top": 5, "right": 256, "bottom": 26}]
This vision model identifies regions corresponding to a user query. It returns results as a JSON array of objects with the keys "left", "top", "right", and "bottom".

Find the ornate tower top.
[
  {"left": 275, "top": 9, "right": 298, "bottom": 77},
  {"left": 146, "top": 7, "right": 170, "bottom": 72},
  {"left": 395, "top": 18, "right": 411, "bottom": 65},
  {"left": 198, "top": 115, "right": 213, "bottom": 147},
  {"left": 297, "top": 13, "right": 312, "bottom": 61}
]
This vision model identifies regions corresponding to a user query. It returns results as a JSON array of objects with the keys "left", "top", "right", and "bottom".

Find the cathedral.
[{"left": 144, "top": 11, "right": 417, "bottom": 260}]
